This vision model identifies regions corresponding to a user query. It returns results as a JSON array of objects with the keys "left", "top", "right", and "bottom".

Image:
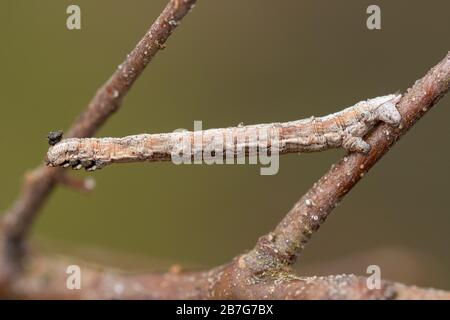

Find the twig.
[
  {"left": 0, "top": 0, "right": 197, "bottom": 281},
  {"left": 242, "top": 52, "right": 450, "bottom": 274},
  {"left": 58, "top": 174, "right": 96, "bottom": 193},
  {"left": 44, "top": 94, "right": 401, "bottom": 171}
]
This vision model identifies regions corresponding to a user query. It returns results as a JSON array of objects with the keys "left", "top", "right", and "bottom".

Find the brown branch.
[
  {"left": 57, "top": 174, "right": 96, "bottom": 193},
  {"left": 242, "top": 52, "right": 450, "bottom": 274},
  {"left": 4, "top": 254, "right": 450, "bottom": 299},
  {"left": 1, "top": 52, "right": 449, "bottom": 299},
  {"left": 0, "top": 0, "right": 197, "bottom": 282}
]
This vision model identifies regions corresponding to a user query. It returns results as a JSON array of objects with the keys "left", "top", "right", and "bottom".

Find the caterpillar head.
[
  {"left": 46, "top": 137, "right": 105, "bottom": 171},
  {"left": 47, "top": 130, "right": 64, "bottom": 146}
]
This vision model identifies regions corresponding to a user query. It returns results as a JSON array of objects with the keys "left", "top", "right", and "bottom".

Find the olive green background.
[{"left": 1, "top": 1, "right": 449, "bottom": 289}]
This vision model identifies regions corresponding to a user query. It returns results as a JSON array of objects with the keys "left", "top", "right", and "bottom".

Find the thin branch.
[
  {"left": 57, "top": 174, "right": 96, "bottom": 193},
  {"left": 0, "top": 0, "right": 197, "bottom": 281},
  {"left": 242, "top": 52, "right": 450, "bottom": 273}
]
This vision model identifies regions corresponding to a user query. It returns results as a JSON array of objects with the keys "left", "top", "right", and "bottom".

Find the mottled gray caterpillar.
[{"left": 46, "top": 94, "right": 401, "bottom": 171}]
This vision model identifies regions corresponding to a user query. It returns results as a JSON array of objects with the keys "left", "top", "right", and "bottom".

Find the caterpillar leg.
[
  {"left": 342, "top": 136, "right": 371, "bottom": 154},
  {"left": 376, "top": 94, "right": 402, "bottom": 125}
]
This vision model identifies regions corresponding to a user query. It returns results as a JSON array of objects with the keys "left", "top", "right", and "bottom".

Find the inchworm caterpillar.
[{"left": 46, "top": 94, "right": 401, "bottom": 171}]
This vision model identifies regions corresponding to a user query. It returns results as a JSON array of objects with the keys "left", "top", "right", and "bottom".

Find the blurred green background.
[{"left": 1, "top": 0, "right": 449, "bottom": 289}]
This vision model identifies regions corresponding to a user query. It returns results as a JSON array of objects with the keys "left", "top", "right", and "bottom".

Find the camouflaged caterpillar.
[{"left": 46, "top": 94, "right": 402, "bottom": 171}]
